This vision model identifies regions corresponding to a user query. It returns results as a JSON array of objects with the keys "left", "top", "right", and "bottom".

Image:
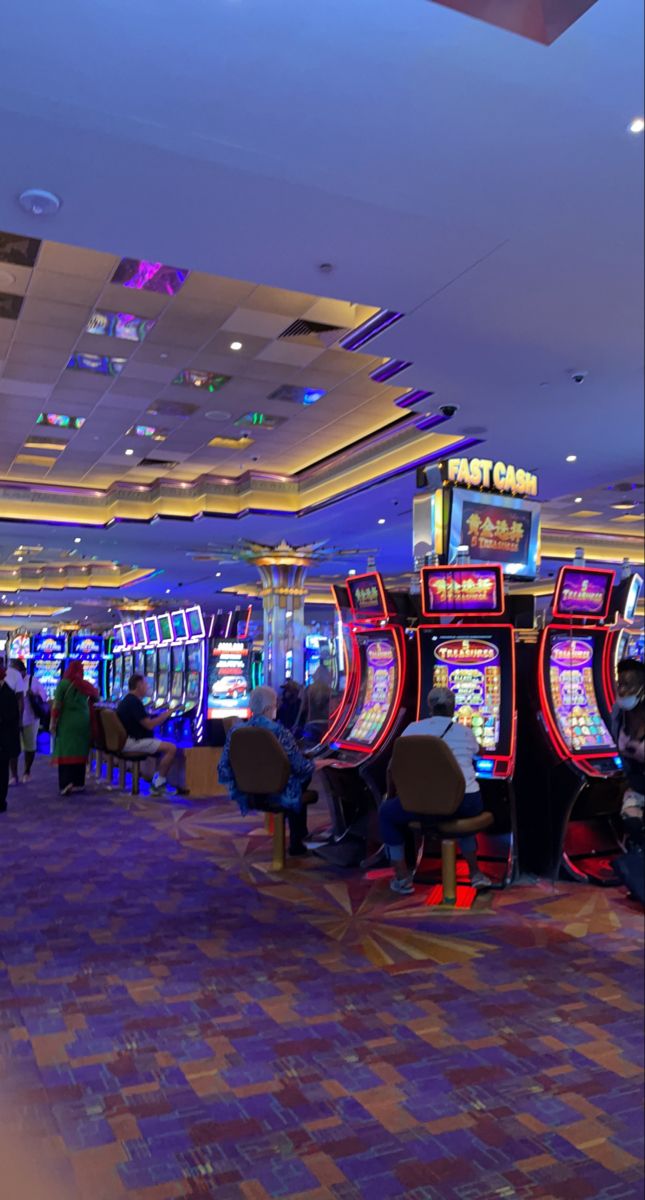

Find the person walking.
[
  {"left": 0, "top": 663, "right": 21, "bottom": 813},
  {"left": 13, "top": 660, "right": 48, "bottom": 782},
  {"left": 4, "top": 657, "right": 26, "bottom": 785},
  {"left": 50, "top": 661, "right": 99, "bottom": 796}
]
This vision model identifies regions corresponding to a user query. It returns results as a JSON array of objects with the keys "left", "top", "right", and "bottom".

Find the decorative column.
[{"left": 239, "top": 541, "right": 327, "bottom": 689}]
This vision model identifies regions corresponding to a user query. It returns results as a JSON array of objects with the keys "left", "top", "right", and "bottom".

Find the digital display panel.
[
  {"left": 186, "top": 606, "right": 205, "bottom": 638},
  {"left": 171, "top": 610, "right": 188, "bottom": 641},
  {"left": 123, "top": 653, "right": 134, "bottom": 684},
  {"left": 71, "top": 635, "right": 102, "bottom": 658},
  {"left": 8, "top": 633, "right": 30, "bottom": 662},
  {"left": 134, "top": 650, "right": 145, "bottom": 676},
  {"left": 421, "top": 566, "right": 503, "bottom": 616},
  {"left": 185, "top": 643, "right": 202, "bottom": 704},
  {"left": 156, "top": 646, "right": 170, "bottom": 705},
  {"left": 170, "top": 645, "right": 185, "bottom": 704},
  {"left": 113, "top": 625, "right": 125, "bottom": 650},
  {"left": 347, "top": 573, "right": 389, "bottom": 618},
  {"left": 428, "top": 634, "right": 501, "bottom": 752},
  {"left": 344, "top": 636, "right": 398, "bottom": 747},
  {"left": 32, "top": 633, "right": 67, "bottom": 660},
  {"left": 158, "top": 614, "right": 172, "bottom": 643},
  {"left": 133, "top": 619, "right": 147, "bottom": 647},
  {"left": 111, "top": 656, "right": 124, "bottom": 700},
  {"left": 624, "top": 574, "right": 643, "bottom": 622},
  {"left": 548, "top": 635, "right": 614, "bottom": 753},
  {"left": 82, "top": 661, "right": 100, "bottom": 692},
  {"left": 618, "top": 629, "right": 644, "bottom": 665},
  {"left": 207, "top": 641, "right": 251, "bottom": 720},
  {"left": 553, "top": 567, "right": 614, "bottom": 620},
  {"left": 32, "top": 659, "right": 62, "bottom": 701},
  {"left": 448, "top": 488, "right": 540, "bottom": 578},
  {"left": 145, "top": 616, "right": 160, "bottom": 645},
  {"left": 122, "top": 623, "right": 135, "bottom": 648}
]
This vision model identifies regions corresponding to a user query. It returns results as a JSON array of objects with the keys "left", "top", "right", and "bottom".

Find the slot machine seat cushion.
[{"left": 228, "top": 726, "right": 318, "bottom": 870}]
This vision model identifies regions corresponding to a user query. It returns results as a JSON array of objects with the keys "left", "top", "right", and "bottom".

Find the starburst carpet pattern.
[{"left": 0, "top": 761, "right": 642, "bottom": 1199}]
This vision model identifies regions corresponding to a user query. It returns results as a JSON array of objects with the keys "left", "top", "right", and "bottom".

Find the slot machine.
[
  {"left": 168, "top": 610, "right": 188, "bottom": 711},
  {"left": 132, "top": 619, "right": 146, "bottom": 679},
  {"left": 30, "top": 633, "right": 67, "bottom": 701},
  {"left": 7, "top": 632, "right": 31, "bottom": 665},
  {"left": 313, "top": 572, "right": 417, "bottom": 867},
  {"left": 603, "top": 572, "right": 644, "bottom": 705},
  {"left": 142, "top": 616, "right": 159, "bottom": 704},
  {"left": 108, "top": 627, "right": 124, "bottom": 701},
  {"left": 69, "top": 634, "right": 104, "bottom": 696},
  {"left": 120, "top": 622, "right": 136, "bottom": 694},
  {"left": 415, "top": 565, "right": 518, "bottom": 885},
  {"left": 524, "top": 565, "right": 623, "bottom": 884},
  {"left": 184, "top": 606, "right": 206, "bottom": 736}
]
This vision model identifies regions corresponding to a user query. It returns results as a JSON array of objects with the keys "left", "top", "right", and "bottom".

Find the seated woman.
[
  {"left": 378, "top": 686, "right": 492, "bottom": 895},
  {"left": 218, "top": 685, "right": 314, "bottom": 856}
]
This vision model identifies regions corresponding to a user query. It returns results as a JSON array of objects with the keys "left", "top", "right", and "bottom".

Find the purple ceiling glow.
[
  {"left": 112, "top": 258, "right": 189, "bottom": 295},
  {"left": 395, "top": 388, "right": 435, "bottom": 409},
  {"left": 339, "top": 309, "right": 404, "bottom": 352},
  {"left": 370, "top": 359, "right": 413, "bottom": 384}
]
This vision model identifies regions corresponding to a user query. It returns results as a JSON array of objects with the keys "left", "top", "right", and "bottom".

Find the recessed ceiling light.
[
  {"left": 215, "top": 571, "right": 222, "bottom": 578},
  {"left": 230, "top": 341, "right": 243, "bottom": 352},
  {"left": 566, "top": 454, "right": 577, "bottom": 463},
  {"left": 612, "top": 502, "right": 636, "bottom": 511},
  {"left": 125, "top": 448, "right": 135, "bottom": 456},
  {"left": 574, "top": 496, "right": 583, "bottom": 503},
  {"left": 165, "top": 588, "right": 171, "bottom": 594},
  {"left": 628, "top": 116, "right": 644, "bottom": 134},
  {"left": 74, "top": 536, "right": 81, "bottom": 544},
  {"left": 17, "top": 556, "right": 23, "bottom": 562},
  {"left": 377, "top": 518, "right": 386, "bottom": 525},
  {"left": 348, "top": 569, "right": 357, "bottom": 576}
]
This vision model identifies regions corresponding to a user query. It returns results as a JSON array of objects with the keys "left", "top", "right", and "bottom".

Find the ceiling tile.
[
  {"left": 256, "top": 342, "right": 323, "bottom": 367},
  {"left": 96, "top": 283, "right": 169, "bottom": 318},
  {"left": 28, "top": 271, "right": 102, "bottom": 305},
  {"left": 245, "top": 285, "right": 316, "bottom": 316},
  {"left": 0, "top": 264, "right": 33, "bottom": 297},
  {"left": 221, "top": 308, "right": 288, "bottom": 339},
  {"left": 36, "top": 242, "right": 117, "bottom": 279}
]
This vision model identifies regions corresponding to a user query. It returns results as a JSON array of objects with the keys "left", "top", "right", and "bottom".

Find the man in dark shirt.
[{"left": 117, "top": 674, "right": 177, "bottom": 795}]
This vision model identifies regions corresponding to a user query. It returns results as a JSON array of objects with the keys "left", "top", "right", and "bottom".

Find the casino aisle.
[{"left": 0, "top": 757, "right": 642, "bottom": 1200}]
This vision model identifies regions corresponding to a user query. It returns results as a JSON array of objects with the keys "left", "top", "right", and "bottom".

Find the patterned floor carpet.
[{"left": 0, "top": 759, "right": 643, "bottom": 1200}]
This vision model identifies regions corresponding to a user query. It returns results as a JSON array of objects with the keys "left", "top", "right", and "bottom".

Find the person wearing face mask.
[{"left": 612, "top": 658, "right": 645, "bottom": 847}]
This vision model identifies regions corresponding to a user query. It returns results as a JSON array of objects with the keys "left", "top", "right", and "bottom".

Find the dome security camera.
[{"left": 439, "top": 404, "right": 459, "bottom": 417}]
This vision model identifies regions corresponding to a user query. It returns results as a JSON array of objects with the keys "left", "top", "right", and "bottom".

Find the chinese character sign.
[
  {"left": 423, "top": 567, "right": 501, "bottom": 614},
  {"left": 461, "top": 500, "right": 532, "bottom": 566}
]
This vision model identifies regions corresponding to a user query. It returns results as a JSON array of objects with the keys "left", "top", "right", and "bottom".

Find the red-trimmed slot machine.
[
  {"left": 533, "top": 564, "right": 624, "bottom": 884},
  {"left": 602, "top": 572, "right": 644, "bottom": 707},
  {"left": 416, "top": 564, "right": 518, "bottom": 885},
  {"left": 313, "top": 571, "right": 417, "bottom": 867}
]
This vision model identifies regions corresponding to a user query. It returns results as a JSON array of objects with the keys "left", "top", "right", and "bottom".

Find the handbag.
[{"left": 27, "top": 687, "right": 49, "bottom": 724}]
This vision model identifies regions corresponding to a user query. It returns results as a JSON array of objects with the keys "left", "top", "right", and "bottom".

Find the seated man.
[
  {"left": 218, "top": 685, "right": 314, "bottom": 856},
  {"left": 379, "top": 686, "right": 492, "bottom": 895},
  {"left": 116, "top": 673, "right": 179, "bottom": 796}
]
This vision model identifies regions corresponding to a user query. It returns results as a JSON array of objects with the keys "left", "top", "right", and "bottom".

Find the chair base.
[{"left": 424, "top": 883, "right": 478, "bottom": 910}]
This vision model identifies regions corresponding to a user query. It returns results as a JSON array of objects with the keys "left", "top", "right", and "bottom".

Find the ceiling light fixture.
[
  {"left": 165, "top": 588, "right": 171, "bottom": 594},
  {"left": 377, "top": 518, "right": 386, "bottom": 525},
  {"left": 612, "top": 502, "right": 637, "bottom": 511},
  {"left": 230, "top": 341, "right": 243, "bottom": 351},
  {"left": 348, "top": 569, "right": 357, "bottom": 576},
  {"left": 18, "top": 187, "right": 62, "bottom": 216},
  {"left": 215, "top": 572, "right": 222, "bottom": 578},
  {"left": 574, "top": 496, "right": 583, "bottom": 503},
  {"left": 125, "top": 448, "right": 135, "bottom": 456},
  {"left": 74, "top": 537, "right": 81, "bottom": 544},
  {"left": 566, "top": 454, "right": 577, "bottom": 463},
  {"left": 628, "top": 116, "right": 644, "bottom": 134}
]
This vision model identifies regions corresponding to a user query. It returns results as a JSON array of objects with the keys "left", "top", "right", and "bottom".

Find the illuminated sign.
[
  {"left": 553, "top": 567, "right": 614, "bottom": 620},
  {"left": 445, "top": 457, "right": 538, "bottom": 498},
  {"left": 347, "top": 573, "right": 389, "bottom": 618},
  {"left": 448, "top": 489, "right": 541, "bottom": 578},
  {"left": 207, "top": 640, "right": 251, "bottom": 720},
  {"left": 421, "top": 566, "right": 503, "bottom": 616},
  {"left": 550, "top": 639, "right": 594, "bottom": 669},
  {"left": 72, "top": 635, "right": 102, "bottom": 657},
  {"left": 434, "top": 639, "right": 499, "bottom": 666},
  {"left": 32, "top": 633, "right": 66, "bottom": 659}
]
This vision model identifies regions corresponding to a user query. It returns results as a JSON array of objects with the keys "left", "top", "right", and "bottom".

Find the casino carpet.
[{"left": 0, "top": 761, "right": 643, "bottom": 1200}]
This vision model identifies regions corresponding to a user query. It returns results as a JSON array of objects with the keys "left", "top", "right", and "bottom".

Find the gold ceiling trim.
[
  {"left": 0, "top": 563, "right": 154, "bottom": 594},
  {"left": 0, "top": 427, "right": 466, "bottom": 527}
]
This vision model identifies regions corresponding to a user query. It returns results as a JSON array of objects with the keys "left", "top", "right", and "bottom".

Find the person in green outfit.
[{"left": 51, "top": 660, "right": 99, "bottom": 795}]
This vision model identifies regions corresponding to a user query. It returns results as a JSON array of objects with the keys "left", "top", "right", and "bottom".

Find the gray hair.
[
  {"left": 249, "top": 685, "right": 278, "bottom": 717},
  {"left": 427, "top": 686, "right": 456, "bottom": 716}
]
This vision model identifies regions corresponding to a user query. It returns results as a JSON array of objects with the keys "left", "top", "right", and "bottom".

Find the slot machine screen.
[
  {"left": 112, "top": 656, "right": 124, "bottom": 700},
  {"left": 133, "top": 619, "right": 146, "bottom": 647},
  {"left": 156, "top": 646, "right": 170, "bottom": 704},
  {"left": 185, "top": 643, "right": 202, "bottom": 704},
  {"left": 134, "top": 650, "right": 145, "bottom": 676},
  {"left": 123, "top": 623, "right": 135, "bottom": 648},
  {"left": 429, "top": 634, "right": 501, "bottom": 751},
  {"left": 113, "top": 626, "right": 125, "bottom": 651},
  {"left": 547, "top": 635, "right": 614, "bottom": 753},
  {"left": 171, "top": 610, "right": 188, "bottom": 641},
  {"left": 553, "top": 567, "right": 614, "bottom": 621},
  {"left": 186, "top": 606, "right": 205, "bottom": 638},
  {"left": 9, "top": 633, "right": 31, "bottom": 662},
  {"left": 618, "top": 628, "right": 644, "bottom": 665},
  {"left": 82, "top": 660, "right": 100, "bottom": 692},
  {"left": 144, "top": 648, "right": 157, "bottom": 701},
  {"left": 145, "top": 616, "right": 159, "bottom": 644},
  {"left": 343, "top": 634, "right": 399, "bottom": 748},
  {"left": 170, "top": 645, "right": 185, "bottom": 703},
  {"left": 158, "top": 613, "right": 172, "bottom": 643},
  {"left": 123, "top": 653, "right": 134, "bottom": 686},
  {"left": 32, "top": 660, "right": 62, "bottom": 701}
]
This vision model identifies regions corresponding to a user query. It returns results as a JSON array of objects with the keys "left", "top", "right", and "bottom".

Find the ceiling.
[{"left": 0, "top": 0, "right": 643, "bottom": 626}]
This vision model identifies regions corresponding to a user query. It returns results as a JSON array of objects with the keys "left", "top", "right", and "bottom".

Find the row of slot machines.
[
  {"left": 4, "top": 632, "right": 107, "bottom": 701},
  {"left": 309, "top": 564, "right": 643, "bottom": 885},
  {"left": 107, "top": 609, "right": 206, "bottom": 741}
]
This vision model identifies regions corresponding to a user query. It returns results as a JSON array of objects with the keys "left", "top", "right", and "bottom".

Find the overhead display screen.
[
  {"left": 71, "top": 635, "right": 102, "bottom": 657},
  {"left": 347, "top": 573, "right": 389, "bottom": 618},
  {"left": 448, "top": 488, "right": 540, "bottom": 578},
  {"left": 122, "top": 623, "right": 135, "bottom": 647},
  {"left": 145, "top": 616, "right": 160, "bottom": 644},
  {"left": 207, "top": 640, "right": 251, "bottom": 720},
  {"left": 32, "top": 633, "right": 67, "bottom": 660},
  {"left": 553, "top": 567, "right": 614, "bottom": 620},
  {"left": 133, "top": 619, "right": 146, "bottom": 646},
  {"left": 186, "top": 606, "right": 205, "bottom": 638},
  {"left": 344, "top": 635, "right": 398, "bottom": 747},
  {"left": 171, "top": 610, "right": 188, "bottom": 641},
  {"left": 158, "top": 614, "right": 172, "bottom": 643},
  {"left": 547, "top": 635, "right": 614, "bottom": 753},
  {"left": 421, "top": 566, "right": 503, "bottom": 616}
]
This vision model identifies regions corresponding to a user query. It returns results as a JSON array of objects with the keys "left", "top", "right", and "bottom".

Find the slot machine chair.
[
  {"left": 98, "top": 708, "right": 152, "bottom": 796},
  {"left": 387, "top": 735, "right": 494, "bottom": 905},
  {"left": 228, "top": 726, "right": 318, "bottom": 870}
]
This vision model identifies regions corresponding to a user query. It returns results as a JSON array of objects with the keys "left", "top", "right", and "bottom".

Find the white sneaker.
[{"left": 471, "top": 871, "right": 493, "bottom": 889}]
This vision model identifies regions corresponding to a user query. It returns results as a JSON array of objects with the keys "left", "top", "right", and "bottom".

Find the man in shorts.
[{"left": 117, "top": 673, "right": 178, "bottom": 795}]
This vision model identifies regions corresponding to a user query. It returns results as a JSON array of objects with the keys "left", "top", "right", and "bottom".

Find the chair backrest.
[
  {"left": 389, "top": 735, "right": 466, "bottom": 815},
  {"left": 99, "top": 707, "right": 128, "bottom": 754},
  {"left": 229, "top": 726, "right": 290, "bottom": 796},
  {"left": 92, "top": 706, "right": 109, "bottom": 751}
]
